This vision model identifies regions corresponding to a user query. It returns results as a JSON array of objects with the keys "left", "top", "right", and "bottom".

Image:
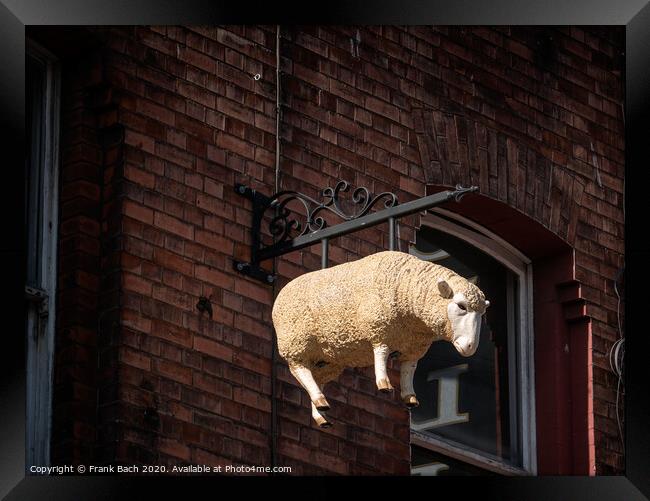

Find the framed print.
[{"left": 1, "top": 1, "right": 649, "bottom": 499}]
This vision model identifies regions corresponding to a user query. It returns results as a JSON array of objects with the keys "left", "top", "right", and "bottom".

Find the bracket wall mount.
[{"left": 233, "top": 180, "right": 478, "bottom": 284}]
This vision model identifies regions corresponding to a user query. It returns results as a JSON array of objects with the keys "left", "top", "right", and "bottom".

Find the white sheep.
[{"left": 272, "top": 250, "right": 490, "bottom": 427}]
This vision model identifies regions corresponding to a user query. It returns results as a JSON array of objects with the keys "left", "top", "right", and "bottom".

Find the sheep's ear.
[
  {"left": 437, "top": 279, "right": 453, "bottom": 299},
  {"left": 485, "top": 300, "right": 490, "bottom": 308}
]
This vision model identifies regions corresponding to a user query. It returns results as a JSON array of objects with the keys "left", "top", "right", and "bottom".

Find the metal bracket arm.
[{"left": 232, "top": 181, "right": 477, "bottom": 284}]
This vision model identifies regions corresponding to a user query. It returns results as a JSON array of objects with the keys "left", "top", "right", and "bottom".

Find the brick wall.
[
  {"left": 52, "top": 52, "right": 103, "bottom": 465},
  {"left": 44, "top": 25, "right": 624, "bottom": 474},
  {"left": 51, "top": 47, "right": 124, "bottom": 465}
]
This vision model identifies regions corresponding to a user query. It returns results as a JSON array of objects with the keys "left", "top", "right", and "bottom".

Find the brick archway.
[{"left": 413, "top": 108, "right": 588, "bottom": 246}]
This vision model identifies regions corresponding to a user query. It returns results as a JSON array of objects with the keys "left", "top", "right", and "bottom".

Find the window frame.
[
  {"left": 410, "top": 208, "right": 537, "bottom": 476},
  {"left": 25, "top": 39, "right": 61, "bottom": 469}
]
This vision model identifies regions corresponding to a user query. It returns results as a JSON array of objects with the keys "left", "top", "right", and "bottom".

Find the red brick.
[
  {"left": 215, "top": 132, "right": 255, "bottom": 161},
  {"left": 365, "top": 96, "right": 400, "bottom": 122},
  {"left": 232, "top": 350, "right": 271, "bottom": 376},
  {"left": 235, "top": 315, "right": 270, "bottom": 340},
  {"left": 178, "top": 80, "right": 216, "bottom": 109},
  {"left": 153, "top": 248, "right": 194, "bottom": 276},
  {"left": 194, "top": 265, "right": 234, "bottom": 290},
  {"left": 195, "top": 229, "right": 234, "bottom": 254},
  {"left": 176, "top": 113, "right": 215, "bottom": 142},
  {"left": 151, "top": 319, "right": 193, "bottom": 348},
  {"left": 123, "top": 272, "right": 153, "bottom": 296},
  {"left": 135, "top": 98, "right": 175, "bottom": 126},
  {"left": 398, "top": 175, "right": 424, "bottom": 196},
  {"left": 178, "top": 46, "right": 216, "bottom": 72},
  {"left": 161, "top": 342, "right": 183, "bottom": 363},
  {"left": 233, "top": 279, "right": 272, "bottom": 305},
  {"left": 122, "top": 200, "right": 153, "bottom": 225},
  {"left": 124, "top": 129, "right": 155, "bottom": 154},
  {"left": 122, "top": 309, "right": 151, "bottom": 334},
  {"left": 153, "top": 359, "right": 192, "bottom": 386},
  {"left": 120, "top": 347, "right": 151, "bottom": 371},
  {"left": 222, "top": 291, "right": 243, "bottom": 312},
  {"left": 152, "top": 283, "right": 194, "bottom": 311},
  {"left": 153, "top": 211, "right": 194, "bottom": 240},
  {"left": 194, "top": 336, "right": 233, "bottom": 363},
  {"left": 233, "top": 387, "right": 271, "bottom": 413},
  {"left": 158, "top": 437, "right": 191, "bottom": 461},
  {"left": 203, "top": 215, "right": 224, "bottom": 234},
  {"left": 192, "top": 448, "right": 230, "bottom": 467},
  {"left": 124, "top": 164, "right": 156, "bottom": 189}
]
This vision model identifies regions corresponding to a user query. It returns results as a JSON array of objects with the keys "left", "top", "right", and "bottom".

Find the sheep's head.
[{"left": 437, "top": 278, "right": 490, "bottom": 357}]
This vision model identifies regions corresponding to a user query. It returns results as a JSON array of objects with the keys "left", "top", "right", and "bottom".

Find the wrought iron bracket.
[
  {"left": 233, "top": 181, "right": 478, "bottom": 284},
  {"left": 232, "top": 184, "right": 277, "bottom": 283}
]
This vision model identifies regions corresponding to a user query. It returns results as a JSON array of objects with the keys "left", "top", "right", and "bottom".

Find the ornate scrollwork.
[
  {"left": 265, "top": 180, "right": 399, "bottom": 244},
  {"left": 234, "top": 180, "right": 478, "bottom": 284},
  {"left": 452, "top": 184, "right": 475, "bottom": 202}
]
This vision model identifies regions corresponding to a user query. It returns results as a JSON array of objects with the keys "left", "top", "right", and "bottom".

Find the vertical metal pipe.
[
  {"left": 321, "top": 238, "right": 329, "bottom": 268},
  {"left": 270, "top": 24, "right": 281, "bottom": 471},
  {"left": 388, "top": 216, "right": 396, "bottom": 251},
  {"left": 274, "top": 26, "right": 281, "bottom": 194}
]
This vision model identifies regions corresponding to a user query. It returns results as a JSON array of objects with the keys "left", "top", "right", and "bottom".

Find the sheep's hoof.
[
  {"left": 315, "top": 415, "right": 332, "bottom": 428},
  {"left": 377, "top": 378, "right": 394, "bottom": 393},
  {"left": 403, "top": 394, "right": 419, "bottom": 408},
  {"left": 313, "top": 396, "right": 330, "bottom": 411}
]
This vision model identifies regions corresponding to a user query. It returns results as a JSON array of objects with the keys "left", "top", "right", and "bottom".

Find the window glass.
[{"left": 410, "top": 225, "right": 521, "bottom": 467}]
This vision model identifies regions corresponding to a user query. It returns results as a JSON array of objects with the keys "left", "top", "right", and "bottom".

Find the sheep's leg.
[
  {"left": 373, "top": 344, "right": 393, "bottom": 392},
  {"left": 400, "top": 360, "right": 419, "bottom": 408},
  {"left": 311, "top": 402, "right": 331, "bottom": 428},
  {"left": 289, "top": 363, "right": 330, "bottom": 411},
  {"left": 311, "top": 387, "right": 332, "bottom": 428}
]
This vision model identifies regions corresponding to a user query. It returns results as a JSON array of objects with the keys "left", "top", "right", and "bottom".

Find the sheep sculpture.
[{"left": 272, "top": 250, "right": 490, "bottom": 427}]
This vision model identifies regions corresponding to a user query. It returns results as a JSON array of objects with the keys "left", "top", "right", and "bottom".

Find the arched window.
[{"left": 410, "top": 208, "right": 536, "bottom": 476}]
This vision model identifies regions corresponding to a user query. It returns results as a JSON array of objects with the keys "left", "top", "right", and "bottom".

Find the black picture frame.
[{"left": 1, "top": 1, "right": 648, "bottom": 499}]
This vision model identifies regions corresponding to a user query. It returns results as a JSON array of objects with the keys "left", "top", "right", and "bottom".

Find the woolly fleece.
[{"left": 272, "top": 250, "right": 487, "bottom": 385}]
